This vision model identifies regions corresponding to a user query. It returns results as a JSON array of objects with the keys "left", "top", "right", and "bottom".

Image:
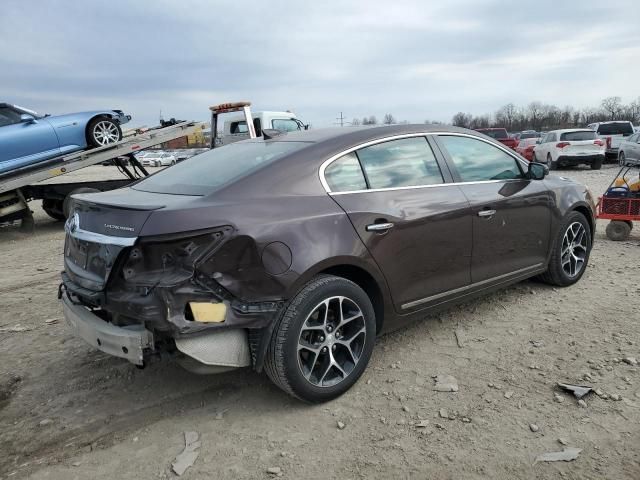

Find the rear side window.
[
  {"left": 324, "top": 152, "right": 367, "bottom": 192},
  {"left": 439, "top": 136, "right": 523, "bottom": 182},
  {"left": 356, "top": 137, "right": 443, "bottom": 189},
  {"left": 596, "top": 122, "right": 634, "bottom": 135},
  {"left": 560, "top": 131, "right": 597, "bottom": 141}
]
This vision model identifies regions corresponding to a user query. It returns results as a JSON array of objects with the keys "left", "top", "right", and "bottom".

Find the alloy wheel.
[
  {"left": 297, "top": 296, "right": 366, "bottom": 388},
  {"left": 619, "top": 152, "right": 626, "bottom": 166},
  {"left": 93, "top": 121, "right": 120, "bottom": 145},
  {"left": 561, "top": 221, "right": 587, "bottom": 277}
]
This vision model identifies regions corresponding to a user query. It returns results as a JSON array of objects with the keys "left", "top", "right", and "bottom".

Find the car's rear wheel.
[
  {"left": 87, "top": 117, "right": 122, "bottom": 147},
  {"left": 590, "top": 156, "right": 603, "bottom": 170},
  {"left": 264, "top": 275, "right": 376, "bottom": 403},
  {"left": 619, "top": 151, "right": 626, "bottom": 167},
  {"left": 547, "top": 154, "right": 558, "bottom": 170},
  {"left": 605, "top": 220, "right": 631, "bottom": 241},
  {"left": 539, "top": 211, "right": 591, "bottom": 287}
]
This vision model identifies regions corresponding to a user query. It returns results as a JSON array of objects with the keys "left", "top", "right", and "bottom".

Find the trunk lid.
[{"left": 563, "top": 140, "right": 602, "bottom": 155}]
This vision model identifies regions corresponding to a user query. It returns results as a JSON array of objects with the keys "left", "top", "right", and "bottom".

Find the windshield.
[
  {"left": 479, "top": 129, "right": 508, "bottom": 139},
  {"left": 133, "top": 141, "right": 309, "bottom": 195},
  {"left": 560, "top": 131, "right": 597, "bottom": 141},
  {"left": 519, "top": 132, "right": 539, "bottom": 139},
  {"left": 596, "top": 122, "right": 634, "bottom": 135}
]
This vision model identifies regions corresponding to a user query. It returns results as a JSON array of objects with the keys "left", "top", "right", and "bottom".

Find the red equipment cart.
[{"left": 597, "top": 165, "right": 640, "bottom": 241}]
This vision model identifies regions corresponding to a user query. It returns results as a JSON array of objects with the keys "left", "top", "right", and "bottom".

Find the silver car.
[{"left": 618, "top": 132, "right": 640, "bottom": 166}]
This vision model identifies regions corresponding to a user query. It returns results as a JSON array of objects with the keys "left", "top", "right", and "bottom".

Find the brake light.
[
  {"left": 556, "top": 142, "right": 570, "bottom": 149},
  {"left": 606, "top": 136, "right": 612, "bottom": 149},
  {"left": 594, "top": 139, "right": 604, "bottom": 146}
]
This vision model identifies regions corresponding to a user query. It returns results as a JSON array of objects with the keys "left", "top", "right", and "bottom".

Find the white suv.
[{"left": 533, "top": 129, "right": 605, "bottom": 170}]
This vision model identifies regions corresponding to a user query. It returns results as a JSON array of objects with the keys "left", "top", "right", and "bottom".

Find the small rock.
[
  {"left": 415, "top": 420, "right": 429, "bottom": 428},
  {"left": 610, "top": 394, "right": 621, "bottom": 401},
  {"left": 461, "top": 417, "right": 471, "bottom": 423},
  {"left": 622, "top": 357, "right": 637, "bottom": 366},
  {"left": 530, "top": 424, "right": 539, "bottom": 432},
  {"left": 133, "top": 436, "right": 139, "bottom": 442},
  {"left": 71, "top": 462, "right": 81, "bottom": 467},
  {"left": 337, "top": 421, "right": 346, "bottom": 430},
  {"left": 554, "top": 393, "right": 565, "bottom": 403},
  {"left": 439, "top": 408, "right": 449, "bottom": 419},
  {"left": 504, "top": 391, "right": 514, "bottom": 399},
  {"left": 402, "top": 406, "right": 410, "bottom": 413},
  {"left": 558, "top": 438, "right": 569, "bottom": 446},
  {"left": 577, "top": 399, "right": 587, "bottom": 408},
  {"left": 266, "top": 467, "right": 282, "bottom": 475},
  {"left": 39, "top": 419, "right": 53, "bottom": 427},
  {"left": 280, "top": 452, "right": 287, "bottom": 458}
]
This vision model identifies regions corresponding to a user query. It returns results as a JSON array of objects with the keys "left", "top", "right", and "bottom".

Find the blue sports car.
[{"left": 0, "top": 103, "right": 131, "bottom": 174}]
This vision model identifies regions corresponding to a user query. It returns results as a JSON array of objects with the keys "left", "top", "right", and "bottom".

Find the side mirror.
[
  {"left": 528, "top": 162, "right": 547, "bottom": 180},
  {"left": 20, "top": 113, "right": 36, "bottom": 124}
]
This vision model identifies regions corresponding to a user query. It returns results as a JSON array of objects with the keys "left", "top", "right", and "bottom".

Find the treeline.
[{"left": 451, "top": 97, "right": 640, "bottom": 132}]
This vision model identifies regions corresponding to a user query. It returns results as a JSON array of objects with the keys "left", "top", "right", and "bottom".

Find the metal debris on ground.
[
  {"left": 535, "top": 447, "right": 582, "bottom": 463},
  {"left": 171, "top": 431, "right": 201, "bottom": 476},
  {"left": 557, "top": 383, "right": 593, "bottom": 399},
  {"left": 433, "top": 374, "right": 459, "bottom": 392}
]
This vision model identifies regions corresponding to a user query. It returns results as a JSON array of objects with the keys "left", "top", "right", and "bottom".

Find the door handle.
[
  {"left": 477, "top": 209, "right": 496, "bottom": 218},
  {"left": 366, "top": 222, "right": 394, "bottom": 232}
]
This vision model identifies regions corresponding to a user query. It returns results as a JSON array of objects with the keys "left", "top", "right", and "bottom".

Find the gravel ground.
[{"left": 0, "top": 164, "right": 639, "bottom": 479}]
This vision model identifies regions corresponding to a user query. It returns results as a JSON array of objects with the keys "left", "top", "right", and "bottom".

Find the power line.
[{"left": 334, "top": 112, "right": 346, "bottom": 127}]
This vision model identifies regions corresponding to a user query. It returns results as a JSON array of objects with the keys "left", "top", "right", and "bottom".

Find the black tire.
[
  {"left": 539, "top": 211, "right": 592, "bottom": 287},
  {"left": 590, "top": 156, "right": 603, "bottom": 170},
  {"left": 62, "top": 187, "right": 100, "bottom": 219},
  {"left": 264, "top": 275, "right": 376, "bottom": 403},
  {"left": 86, "top": 117, "right": 122, "bottom": 148},
  {"left": 547, "top": 154, "right": 558, "bottom": 170},
  {"left": 42, "top": 199, "right": 65, "bottom": 221},
  {"left": 605, "top": 221, "right": 631, "bottom": 241},
  {"left": 618, "top": 151, "right": 626, "bottom": 167}
]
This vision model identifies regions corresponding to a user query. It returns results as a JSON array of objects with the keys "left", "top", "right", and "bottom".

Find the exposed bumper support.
[
  {"left": 175, "top": 329, "right": 251, "bottom": 369},
  {"left": 62, "top": 295, "right": 153, "bottom": 365}
]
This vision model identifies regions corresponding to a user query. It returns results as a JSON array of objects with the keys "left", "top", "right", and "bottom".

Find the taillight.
[
  {"left": 606, "top": 136, "right": 612, "bottom": 149},
  {"left": 556, "top": 142, "right": 570, "bottom": 149},
  {"left": 594, "top": 139, "right": 604, "bottom": 146}
]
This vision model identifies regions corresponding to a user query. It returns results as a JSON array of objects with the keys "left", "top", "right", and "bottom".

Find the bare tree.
[
  {"left": 452, "top": 112, "right": 472, "bottom": 128},
  {"left": 527, "top": 102, "right": 543, "bottom": 130},
  {"left": 496, "top": 103, "right": 517, "bottom": 129},
  {"left": 351, "top": 118, "right": 361, "bottom": 126},
  {"left": 601, "top": 96, "right": 622, "bottom": 120},
  {"left": 383, "top": 113, "right": 396, "bottom": 125},
  {"left": 368, "top": 115, "right": 378, "bottom": 125}
]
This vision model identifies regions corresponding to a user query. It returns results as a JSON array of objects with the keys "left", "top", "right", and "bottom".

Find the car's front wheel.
[
  {"left": 87, "top": 117, "right": 122, "bottom": 147},
  {"left": 264, "top": 275, "right": 376, "bottom": 403},
  {"left": 539, "top": 211, "right": 591, "bottom": 287},
  {"left": 547, "top": 153, "right": 558, "bottom": 170}
]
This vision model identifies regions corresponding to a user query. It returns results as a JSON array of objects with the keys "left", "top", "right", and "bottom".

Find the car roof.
[{"left": 547, "top": 128, "right": 594, "bottom": 134}]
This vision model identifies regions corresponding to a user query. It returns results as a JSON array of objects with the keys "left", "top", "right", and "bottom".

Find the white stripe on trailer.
[{"left": 0, "top": 121, "right": 206, "bottom": 194}]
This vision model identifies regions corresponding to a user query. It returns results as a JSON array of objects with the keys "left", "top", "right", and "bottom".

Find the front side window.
[
  {"left": 355, "top": 137, "right": 443, "bottom": 189},
  {"left": 272, "top": 119, "right": 301, "bottom": 132},
  {"left": 439, "top": 135, "right": 523, "bottom": 182},
  {"left": 0, "top": 107, "right": 21, "bottom": 127},
  {"left": 324, "top": 152, "right": 367, "bottom": 192}
]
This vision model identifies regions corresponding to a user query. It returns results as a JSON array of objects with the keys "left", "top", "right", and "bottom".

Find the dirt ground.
[{"left": 1, "top": 165, "right": 639, "bottom": 479}]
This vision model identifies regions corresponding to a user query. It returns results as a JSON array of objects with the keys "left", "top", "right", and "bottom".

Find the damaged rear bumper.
[{"left": 62, "top": 294, "right": 153, "bottom": 366}]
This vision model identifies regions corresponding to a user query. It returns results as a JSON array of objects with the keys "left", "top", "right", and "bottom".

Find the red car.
[
  {"left": 475, "top": 128, "right": 518, "bottom": 150},
  {"left": 515, "top": 138, "right": 538, "bottom": 161}
]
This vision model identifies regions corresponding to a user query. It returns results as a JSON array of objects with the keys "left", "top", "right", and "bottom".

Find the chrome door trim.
[
  {"left": 400, "top": 263, "right": 544, "bottom": 310},
  {"left": 319, "top": 131, "right": 529, "bottom": 194}
]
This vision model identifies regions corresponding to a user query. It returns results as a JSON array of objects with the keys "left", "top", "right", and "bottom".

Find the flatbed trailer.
[{"left": 0, "top": 121, "right": 206, "bottom": 227}]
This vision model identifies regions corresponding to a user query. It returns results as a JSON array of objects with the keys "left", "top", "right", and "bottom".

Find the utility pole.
[{"left": 335, "top": 112, "right": 346, "bottom": 127}]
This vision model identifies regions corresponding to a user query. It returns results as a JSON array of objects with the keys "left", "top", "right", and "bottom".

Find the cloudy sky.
[{"left": 2, "top": 0, "right": 638, "bottom": 127}]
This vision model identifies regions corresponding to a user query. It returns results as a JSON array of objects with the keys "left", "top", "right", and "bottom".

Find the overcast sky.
[{"left": 2, "top": 0, "right": 638, "bottom": 127}]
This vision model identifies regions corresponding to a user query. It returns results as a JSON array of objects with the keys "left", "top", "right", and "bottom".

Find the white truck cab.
[{"left": 220, "top": 110, "right": 307, "bottom": 146}]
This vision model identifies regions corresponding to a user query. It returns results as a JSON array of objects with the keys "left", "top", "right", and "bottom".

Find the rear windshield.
[
  {"left": 519, "top": 132, "right": 539, "bottom": 139},
  {"left": 133, "top": 141, "right": 308, "bottom": 195},
  {"left": 560, "top": 131, "right": 597, "bottom": 141},
  {"left": 596, "top": 122, "right": 634, "bottom": 135},
  {"left": 479, "top": 129, "right": 508, "bottom": 139}
]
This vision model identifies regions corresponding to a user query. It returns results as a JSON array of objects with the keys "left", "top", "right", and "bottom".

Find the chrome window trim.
[{"left": 319, "top": 131, "right": 529, "bottom": 194}]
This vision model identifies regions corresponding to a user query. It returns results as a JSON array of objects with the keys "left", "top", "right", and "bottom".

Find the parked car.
[
  {"left": 154, "top": 153, "right": 178, "bottom": 166},
  {"left": 533, "top": 129, "right": 604, "bottom": 170},
  {"left": 587, "top": 121, "right": 635, "bottom": 160},
  {"left": 515, "top": 130, "right": 540, "bottom": 141},
  {"left": 515, "top": 138, "right": 538, "bottom": 161},
  {"left": 474, "top": 128, "right": 518, "bottom": 149},
  {"left": 0, "top": 103, "right": 131, "bottom": 174},
  {"left": 139, "top": 151, "right": 176, "bottom": 167},
  {"left": 617, "top": 131, "right": 640, "bottom": 166},
  {"left": 60, "top": 125, "right": 595, "bottom": 402}
]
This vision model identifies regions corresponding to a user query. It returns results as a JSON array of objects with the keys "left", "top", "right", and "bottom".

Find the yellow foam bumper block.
[{"left": 188, "top": 302, "right": 227, "bottom": 323}]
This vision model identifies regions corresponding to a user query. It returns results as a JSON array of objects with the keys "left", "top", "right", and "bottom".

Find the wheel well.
[
  {"left": 320, "top": 265, "right": 384, "bottom": 333},
  {"left": 573, "top": 205, "right": 594, "bottom": 237}
]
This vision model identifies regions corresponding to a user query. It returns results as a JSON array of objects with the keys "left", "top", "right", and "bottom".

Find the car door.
[
  {"left": 0, "top": 106, "right": 60, "bottom": 171},
  {"left": 433, "top": 134, "right": 553, "bottom": 283},
  {"left": 323, "top": 135, "right": 472, "bottom": 312}
]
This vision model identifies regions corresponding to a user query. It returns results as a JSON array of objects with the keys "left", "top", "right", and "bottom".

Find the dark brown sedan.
[{"left": 60, "top": 125, "right": 596, "bottom": 402}]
